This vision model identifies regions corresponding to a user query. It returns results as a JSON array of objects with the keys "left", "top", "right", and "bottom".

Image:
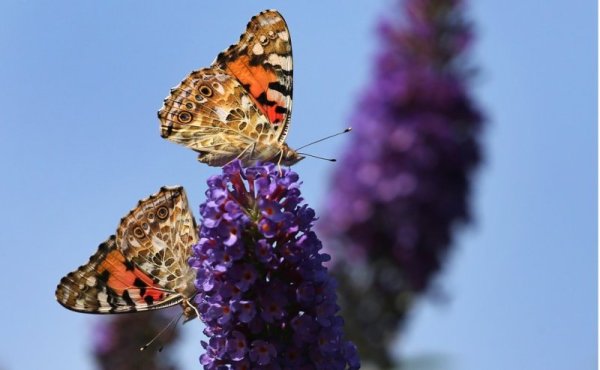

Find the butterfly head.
[{"left": 279, "top": 143, "right": 304, "bottom": 166}]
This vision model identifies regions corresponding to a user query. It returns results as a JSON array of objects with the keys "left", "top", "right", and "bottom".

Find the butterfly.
[
  {"left": 157, "top": 9, "right": 304, "bottom": 167},
  {"left": 55, "top": 186, "right": 200, "bottom": 322}
]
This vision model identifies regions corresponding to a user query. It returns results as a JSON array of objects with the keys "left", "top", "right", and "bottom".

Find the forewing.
[
  {"left": 55, "top": 237, "right": 181, "bottom": 314},
  {"left": 213, "top": 9, "right": 293, "bottom": 143}
]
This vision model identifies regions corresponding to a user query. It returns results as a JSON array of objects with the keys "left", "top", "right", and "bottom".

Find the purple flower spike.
[
  {"left": 320, "top": 0, "right": 483, "bottom": 367},
  {"left": 190, "top": 161, "right": 359, "bottom": 369}
]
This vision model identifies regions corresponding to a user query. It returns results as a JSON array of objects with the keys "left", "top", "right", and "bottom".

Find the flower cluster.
[
  {"left": 189, "top": 160, "right": 359, "bottom": 370},
  {"left": 320, "top": 0, "right": 483, "bottom": 366}
]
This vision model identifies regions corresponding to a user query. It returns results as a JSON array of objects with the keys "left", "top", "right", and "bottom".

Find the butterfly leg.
[
  {"left": 276, "top": 150, "right": 284, "bottom": 176},
  {"left": 190, "top": 303, "right": 200, "bottom": 321}
]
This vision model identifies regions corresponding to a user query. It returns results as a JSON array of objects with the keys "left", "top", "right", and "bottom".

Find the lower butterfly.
[{"left": 55, "top": 186, "right": 199, "bottom": 321}]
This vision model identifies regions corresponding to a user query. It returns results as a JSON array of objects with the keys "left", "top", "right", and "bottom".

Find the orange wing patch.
[
  {"left": 224, "top": 56, "right": 287, "bottom": 127},
  {"left": 99, "top": 249, "right": 165, "bottom": 305},
  {"left": 214, "top": 10, "right": 293, "bottom": 143}
]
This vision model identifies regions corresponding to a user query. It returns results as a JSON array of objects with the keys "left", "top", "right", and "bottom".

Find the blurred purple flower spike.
[{"left": 320, "top": 0, "right": 484, "bottom": 367}]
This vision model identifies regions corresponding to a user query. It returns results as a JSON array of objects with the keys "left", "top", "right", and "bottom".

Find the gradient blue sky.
[{"left": 0, "top": 1, "right": 596, "bottom": 369}]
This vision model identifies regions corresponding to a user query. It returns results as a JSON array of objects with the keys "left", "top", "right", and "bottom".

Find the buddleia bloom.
[
  {"left": 189, "top": 160, "right": 360, "bottom": 370},
  {"left": 320, "top": 0, "right": 483, "bottom": 366}
]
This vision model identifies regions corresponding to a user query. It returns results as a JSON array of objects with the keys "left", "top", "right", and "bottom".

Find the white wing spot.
[
  {"left": 75, "top": 298, "right": 86, "bottom": 309},
  {"left": 240, "top": 95, "right": 253, "bottom": 110},
  {"left": 215, "top": 73, "right": 229, "bottom": 82},
  {"left": 86, "top": 276, "right": 97, "bottom": 287},
  {"left": 268, "top": 54, "right": 291, "bottom": 69},
  {"left": 252, "top": 43, "right": 264, "bottom": 55},
  {"left": 268, "top": 89, "right": 285, "bottom": 104},
  {"left": 212, "top": 82, "right": 225, "bottom": 95},
  {"left": 278, "top": 31, "right": 289, "bottom": 42},
  {"left": 97, "top": 291, "right": 111, "bottom": 309},
  {"left": 259, "top": 16, "right": 279, "bottom": 26},
  {"left": 214, "top": 107, "right": 230, "bottom": 123}
]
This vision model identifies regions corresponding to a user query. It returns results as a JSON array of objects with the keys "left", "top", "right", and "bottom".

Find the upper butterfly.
[
  {"left": 157, "top": 9, "right": 304, "bottom": 167},
  {"left": 55, "top": 186, "right": 199, "bottom": 322}
]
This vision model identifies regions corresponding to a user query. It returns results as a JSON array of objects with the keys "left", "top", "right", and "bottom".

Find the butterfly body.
[
  {"left": 55, "top": 186, "right": 199, "bottom": 321},
  {"left": 158, "top": 10, "right": 303, "bottom": 167}
]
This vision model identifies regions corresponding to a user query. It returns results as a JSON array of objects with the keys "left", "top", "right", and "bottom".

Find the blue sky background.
[{"left": 0, "top": 1, "right": 596, "bottom": 369}]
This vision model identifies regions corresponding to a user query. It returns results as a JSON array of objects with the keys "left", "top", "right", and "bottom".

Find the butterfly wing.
[
  {"left": 158, "top": 10, "right": 294, "bottom": 166},
  {"left": 158, "top": 68, "right": 280, "bottom": 166},
  {"left": 214, "top": 9, "right": 293, "bottom": 143},
  {"left": 55, "top": 186, "right": 198, "bottom": 314}
]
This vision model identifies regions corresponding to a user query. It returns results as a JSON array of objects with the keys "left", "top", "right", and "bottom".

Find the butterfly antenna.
[
  {"left": 140, "top": 311, "right": 184, "bottom": 352},
  {"left": 296, "top": 127, "right": 352, "bottom": 151},
  {"left": 298, "top": 153, "right": 336, "bottom": 162}
]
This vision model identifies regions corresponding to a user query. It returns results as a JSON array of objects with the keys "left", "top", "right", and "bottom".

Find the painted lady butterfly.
[
  {"left": 55, "top": 186, "right": 199, "bottom": 321},
  {"left": 158, "top": 9, "right": 304, "bottom": 167}
]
